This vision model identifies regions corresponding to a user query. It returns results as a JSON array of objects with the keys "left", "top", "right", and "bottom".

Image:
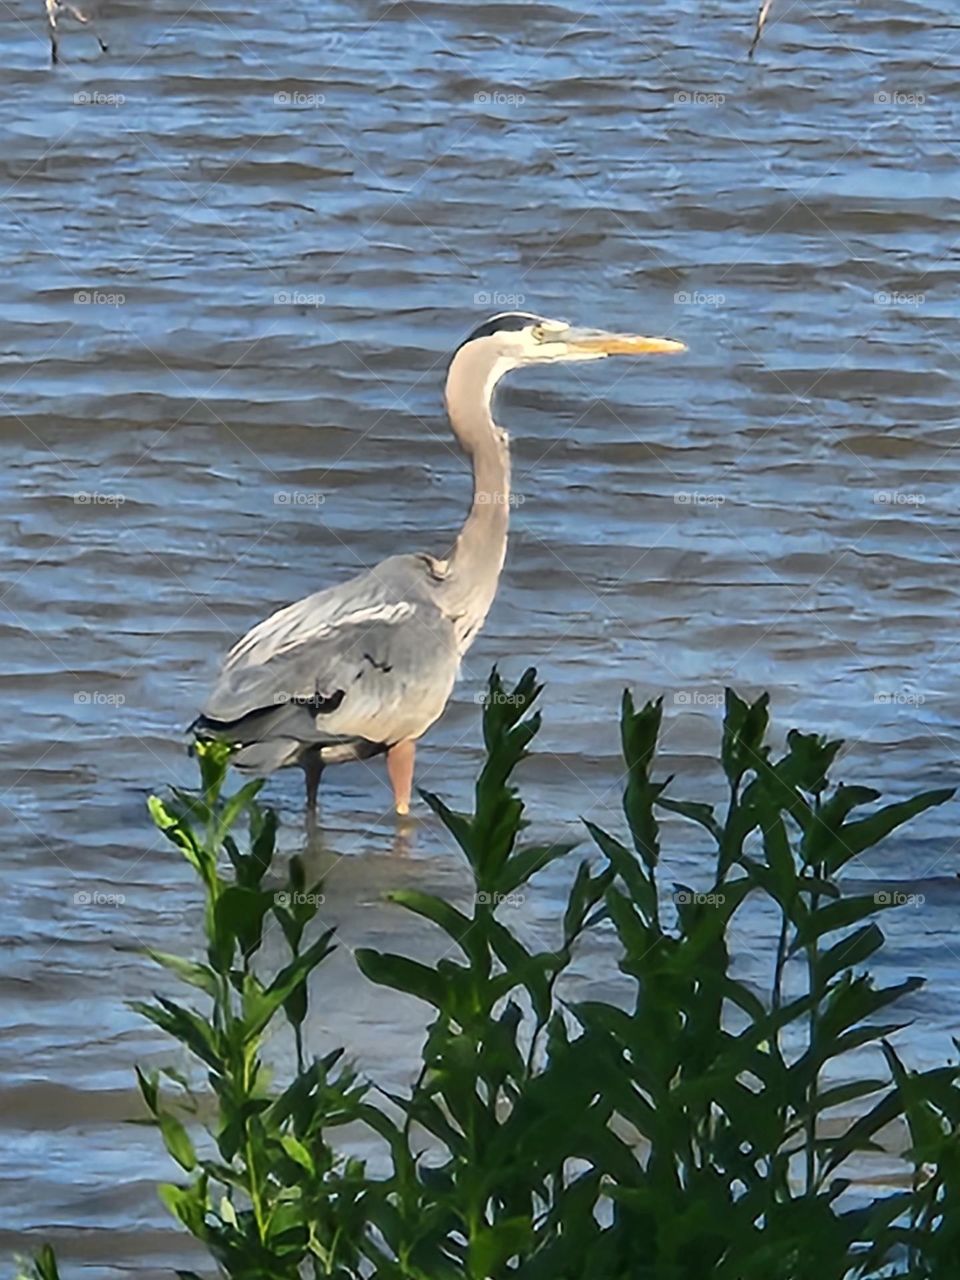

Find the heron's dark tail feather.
[
  {"left": 188, "top": 707, "right": 384, "bottom": 774},
  {"left": 189, "top": 687, "right": 346, "bottom": 741},
  {"left": 189, "top": 703, "right": 286, "bottom": 739},
  {"left": 190, "top": 714, "right": 224, "bottom": 736},
  {"left": 188, "top": 712, "right": 300, "bottom": 774}
]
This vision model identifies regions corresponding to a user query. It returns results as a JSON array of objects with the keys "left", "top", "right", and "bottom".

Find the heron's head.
[{"left": 456, "top": 311, "right": 686, "bottom": 369}]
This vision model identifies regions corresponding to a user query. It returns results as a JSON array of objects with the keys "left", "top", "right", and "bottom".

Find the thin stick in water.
[{"left": 748, "top": 0, "right": 774, "bottom": 59}]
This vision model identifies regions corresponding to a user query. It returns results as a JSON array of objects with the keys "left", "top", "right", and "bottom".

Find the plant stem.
[
  {"left": 804, "top": 863, "right": 825, "bottom": 1196},
  {"left": 242, "top": 1045, "right": 268, "bottom": 1242},
  {"left": 772, "top": 914, "right": 788, "bottom": 1017}
]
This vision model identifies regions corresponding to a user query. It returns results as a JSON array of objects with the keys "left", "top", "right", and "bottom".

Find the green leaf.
[
  {"left": 564, "top": 859, "right": 614, "bottom": 942},
  {"left": 195, "top": 738, "right": 232, "bottom": 799},
  {"left": 757, "top": 800, "right": 796, "bottom": 900},
  {"left": 387, "top": 889, "right": 476, "bottom": 954},
  {"left": 814, "top": 923, "right": 884, "bottom": 985},
  {"left": 131, "top": 998, "right": 222, "bottom": 1071},
  {"left": 244, "top": 929, "right": 335, "bottom": 1040},
  {"left": 250, "top": 807, "right": 278, "bottom": 878},
  {"left": 158, "top": 1111, "right": 197, "bottom": 1171},
  {"left": 283, "top": 982, "right": 308, "bottom": 1037},
  {"left": 498, "top": 840, "right": 577, "bottom": 896},
  {"left": 280, "top": 1132, "right": 315, "bottom": 1174},
  {"left": 214, "top": 778, "right": 263, "bottom": 849},
  {"left": 620, "top": 689, "right": 662, "bottom": 774},
  {"left": 159, "top": 1179, "right": 209, "bottom": 1239},
  {"left": 481, "top": 666, "right": 542, "bottom": 754},
  {"left": 881, "top": 1041, "right": 951, "bottom": 1163},
  {"left": 31, "top": 1246, "right": 60, "bottom": 1280},
  {"left": 777, "top": 728, "right": 843, "bottom": 796},
  {"left": 657, "top": 795, "right": 722, "bottom": 842},
  {"left": 167, "top": 787, "right": 214, "bottom": 830},
  {"left": 146, "top": 950, "right": 219, "bottom": 998},
  {"left": 801, "top": 1077, "right": 887, "bottom": 1117},
  {"left": 135, "top": 1065, "right": 159, "bottom": 1115},
  {"left": 800, "top": 784, "right": 881, "bottom": 865},
  {"left": 486, "top": 920, "right": 556, "bottom": 1021},
  {"left": 420, "top": 791, "right": 475, "bottom": 863},
  {"left": 147, "top": 795, "right": 215, "bottom": 888},
  {"left": 815, "top": 789, "right": 954, "bottom": 873},
  {"left": 355, "top": 949, "right": 453, "bottom": 1010},
  {"left": 791, "top": 895, "right": 892, "bottom": 951},
  {"left": 818, "top": 974, "right": 924, "bottom": 1046},
  {"left": 585, "top": 820, "right": 658, "bottom": 922},
  {"left": 467, "top": 1218, "right": 533, "bottom": 1276},
  {"left": 619, "top": 691, "right": 664, "bottom": 869},
  {"left": 212, "top": 885, "right": 272, "bottom": 967},
  {"left": 823, "top": 1087, "right": 909, "bottom": 1174},
  {"left": 721, "top": 689, "right": 770, "bottom": 785}
]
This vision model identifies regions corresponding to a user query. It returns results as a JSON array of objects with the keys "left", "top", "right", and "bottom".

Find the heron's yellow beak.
[{"left": 565, "top": 328, "right": 687, "bottom": 357}]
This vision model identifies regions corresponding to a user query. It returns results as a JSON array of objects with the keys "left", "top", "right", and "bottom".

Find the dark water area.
[{"left": 2, "top": 0, "right": 960, "bottom": 1272}]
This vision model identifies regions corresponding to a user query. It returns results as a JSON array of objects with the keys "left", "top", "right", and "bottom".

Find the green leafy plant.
[
  {"left": 138, "top": 743, "right": 368, "bottom": 1279},
  {"left": 353, "top": 669, "right": 613, "bottom": 1278},
  {"left": 355, "top": 683, "right": 960, "bottom": 1279},
  {"left": 566, "top": 690, "right": 957, "bottom": 1279},
  {"left": 14, "top": 674, "right": 960, "bottom": 1279}
]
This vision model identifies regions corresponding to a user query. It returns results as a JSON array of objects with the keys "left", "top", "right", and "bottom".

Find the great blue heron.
[
  {"left": 46, "top": 0, "right": 108, "bottom": 64},
  {"left": 193, "top": 313, "right": 685, "bottom": 816}
]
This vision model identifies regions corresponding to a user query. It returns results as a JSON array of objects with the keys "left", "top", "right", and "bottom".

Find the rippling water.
[{"left": 3, "top": 0, "right": 960, "bottom": 1271}]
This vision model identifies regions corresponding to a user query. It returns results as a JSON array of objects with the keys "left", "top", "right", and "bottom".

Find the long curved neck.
[{"left": 441, "top": 343, "right": 514, "bottom": 649}]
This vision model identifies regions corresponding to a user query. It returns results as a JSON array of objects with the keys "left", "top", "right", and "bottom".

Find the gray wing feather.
[{"left": 202, "top": 556, "right": 460, "bottom": 750}]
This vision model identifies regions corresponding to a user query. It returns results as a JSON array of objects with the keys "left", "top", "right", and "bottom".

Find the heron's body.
[
  {"left": 194, "top": 313, "right": 683, "bottom": 815},
  {"left": 199, "top": 555, "right": 461, "bottom": 775}
]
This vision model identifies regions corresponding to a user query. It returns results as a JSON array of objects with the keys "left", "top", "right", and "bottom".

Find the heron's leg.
[
  {"left": 386, "top": 739, "right": 416, "bottom": 817},
  {"left": 303, "top": 750, "right": 323, "bottom": 813}
]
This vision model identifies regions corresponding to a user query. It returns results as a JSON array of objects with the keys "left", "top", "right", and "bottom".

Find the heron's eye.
[{"left": 531, "top": 320, "right": 567, "bottom": 343}]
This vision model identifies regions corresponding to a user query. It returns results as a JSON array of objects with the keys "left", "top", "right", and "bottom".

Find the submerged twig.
[
  {"left": 45, "top": 0, "right": 108, "bottom": 66},
  {"left": 748, "top": 0, "right": 774, "bottom": 58}
]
